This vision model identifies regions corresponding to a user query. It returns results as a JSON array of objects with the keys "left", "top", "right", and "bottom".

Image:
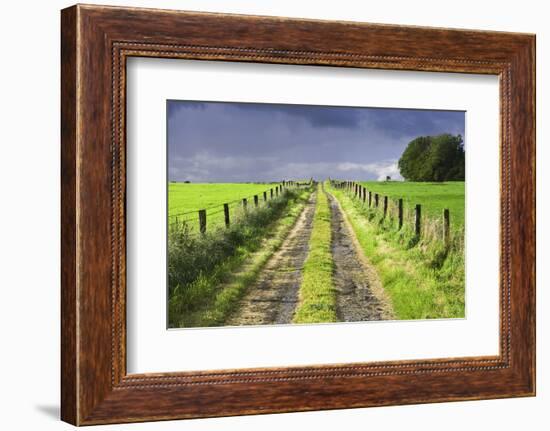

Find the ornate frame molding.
[{"left": 61, "top": 5, "right": 535, "bottom": 425}]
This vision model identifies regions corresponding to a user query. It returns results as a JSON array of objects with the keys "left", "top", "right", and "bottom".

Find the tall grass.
[
  {"left": 329, "top": 184, "right": 464, "bottom": 319},
  {"left": 293, "top": 185, "right": 337, "bottom": 324},
  {"left": 168, "top": 188, "right": 311, "bottom": 328}
]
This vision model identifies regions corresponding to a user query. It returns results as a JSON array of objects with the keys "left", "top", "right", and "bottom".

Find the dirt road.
[
  {"left": 225, "top": 192, "right": 317, "bottom": 326},
  {"left": 327, "top": 192, "right": 393, "bottom": 321},
  {"left": 225, "top": 188, "right": 392, "bottom": 326}
]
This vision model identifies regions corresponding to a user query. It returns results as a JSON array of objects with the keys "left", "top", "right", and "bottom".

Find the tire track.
[
  {"left": 327, "top": 192, "right": 394, "bottom": 322},
  {"left": 225, "top": 192, "right": 317, "bottom": 326}
]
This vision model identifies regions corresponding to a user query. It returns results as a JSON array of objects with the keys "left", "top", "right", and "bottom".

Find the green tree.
[{"left": 398, "top": 134, "right": 464, "bottom": 182}]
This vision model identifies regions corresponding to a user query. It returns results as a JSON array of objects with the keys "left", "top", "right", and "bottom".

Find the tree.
[{"left": 398, "top": 134, "right": 464, "bottom": 182}]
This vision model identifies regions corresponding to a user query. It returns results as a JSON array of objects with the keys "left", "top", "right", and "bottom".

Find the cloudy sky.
[{"left": 167, "top": 100, "right": 464, "bottom": 182}]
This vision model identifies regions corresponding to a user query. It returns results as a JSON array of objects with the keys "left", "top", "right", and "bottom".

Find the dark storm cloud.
[
  {"left": 167, "top": 100, "right": 465, "bottom": 182},
  {"left": 232, "top": 103, "right": 363, "bottom": 129}
]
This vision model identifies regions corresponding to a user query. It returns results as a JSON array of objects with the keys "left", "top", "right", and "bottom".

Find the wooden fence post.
[
  {"left": 368, "top": 191, "right": 372, "bottom": 207},
  {"left": 242, "top": 198, "right": 248, "bottom": 212},
  {"left": 254, "top": 195, "right": 259, "bottom": 207},
  {"left": 415, "top": 204, "right": 421, "bottom": 236},
  {"left": 224, "top": 203, "right": 230, "bottom": 228},
  {"left": 275, "top": 186, "right": 279, "bottom": 197},
  {"left": 383, "top": 196, "right": 388, "bottom": 218},
  {"left": 270, "top": 188, "right": 273, "bottom": 199},
  {"left": 375, "top": 193, "right": 379, "bottom": 208},
  {"left": 199, "top": 209, "right": 206, "bottom": 234},
  {"left": 443, "top": 209, "right": 450, "bottom": 244},
  {"left": 263, "top": 191, "right": 267, "bottom": 202},
  {"left": 398, "top": 198, "right": 403, "bottom": 229},
  {"left": 362, "top": 187, "right": 366, "bottom": 203}
]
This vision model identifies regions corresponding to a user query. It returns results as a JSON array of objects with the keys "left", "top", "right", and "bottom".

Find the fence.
[
  {"left": 330, "top": 180, "right": 453, "bottom": 245},
  {"left": 169, "top": 180, "right": 309, "bottom": 234}
]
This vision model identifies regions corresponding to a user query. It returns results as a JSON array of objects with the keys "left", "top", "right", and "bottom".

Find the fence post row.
[
  {"left": 199, "top": 209, "right": 207, "bottom": 234},
  {"left": 189, "top": 181, "right": 450, "bottom": 243},
  {"left": 181, "top": 181, "right": 302, "bottom": 233},
  {"left": 332, "top": 179, "right": 450, "bottom": 243}
]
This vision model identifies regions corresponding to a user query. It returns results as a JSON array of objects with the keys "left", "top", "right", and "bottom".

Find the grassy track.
[
  {"left": 293, "top": 185, "right": 337, "bottom": 324},
  {"left": 361, "top": 181, "right": 464, "bottom": 227},
  {"left": 330, "top": 183, "right": 464, "bottom": 320},
  {"left": 168, "top": 188, "right": 313, "bottom": 328},
  {"left": 169, "top": 182, "right": 280, "bottom": 230}
]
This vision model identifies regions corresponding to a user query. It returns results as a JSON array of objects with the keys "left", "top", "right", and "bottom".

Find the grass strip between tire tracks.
[{"left": 293, "top": 185, "right": 337, "bottom": 324}]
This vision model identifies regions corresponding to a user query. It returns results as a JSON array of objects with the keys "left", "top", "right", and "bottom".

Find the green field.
[
  {"left": 168, "top": 179, "right": 465, "bottom": 326},
  {"left": 360, "top": 181, "right": 465, "bottom": 227},
  {"left": 169, "top": 182, "right": 281, "bottom": 230}
]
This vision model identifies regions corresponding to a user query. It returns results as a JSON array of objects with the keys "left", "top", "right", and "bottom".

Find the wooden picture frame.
[{"left": 61, "top": 4, "right": 535, "bottom": 425}]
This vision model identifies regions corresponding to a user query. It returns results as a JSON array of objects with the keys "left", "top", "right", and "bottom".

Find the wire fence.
[
  {"left": 330, "top": 179, "right": 462, "bottom": 247},
  {"left": 169, "top": 180, "right": 312, "bottom": 235}
]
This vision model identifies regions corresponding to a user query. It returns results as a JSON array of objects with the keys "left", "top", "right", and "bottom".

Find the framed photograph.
[{"left": 61, "top": 4, "right": 535, "bottom": 425}]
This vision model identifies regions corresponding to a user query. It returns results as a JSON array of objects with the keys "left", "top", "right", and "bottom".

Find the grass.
[
  {"left": 169, "top": 182, "right": 282, "bottom": 231},
  {"left": 293, "top": 185, "right": 338, "bottom": 324},
  {"left": 329, "top": 183, "right": 464, "bottom": 320},
  {"left": 168, "top": 187, "right": 313, "bottom": 328},
  {"left": 360, "top": 181, "right": 464, "bottom": 227}
]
